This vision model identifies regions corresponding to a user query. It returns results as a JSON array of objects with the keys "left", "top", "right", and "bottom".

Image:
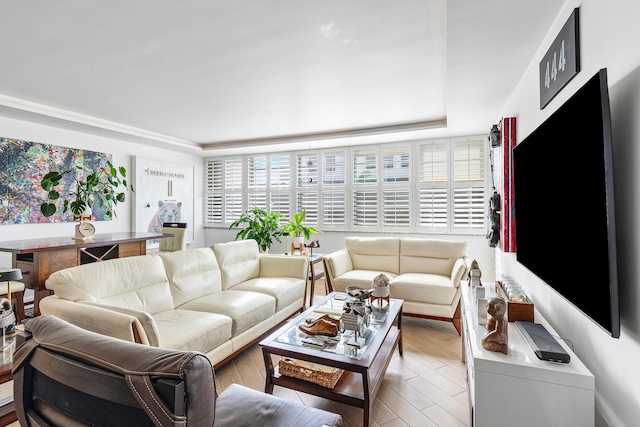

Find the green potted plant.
[
  {"left": 229, "top": 207, "right": 283, "bottom": 252},
  {"left": 39, "top": 161, "right": 133, "bottom": 220},
  {"left": 282, "top": 210, "right": 321, "bottom": 250}
]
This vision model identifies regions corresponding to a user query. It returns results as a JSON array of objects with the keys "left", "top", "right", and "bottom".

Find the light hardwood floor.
[{"left": 8, "top": 280, "right": 470, "bottom": 427}]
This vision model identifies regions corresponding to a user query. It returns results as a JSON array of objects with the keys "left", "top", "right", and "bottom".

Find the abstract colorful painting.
[{"left": 0, "top": 136, "right": 112, "bottom": 224}]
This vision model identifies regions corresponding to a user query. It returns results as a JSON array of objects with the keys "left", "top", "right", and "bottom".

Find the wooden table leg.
[
  {"left": 262, "top": 348, "right": 275, "bottom": 394},
  {"left": 309, "top": 261, "right": 316, "bottom": 308}
]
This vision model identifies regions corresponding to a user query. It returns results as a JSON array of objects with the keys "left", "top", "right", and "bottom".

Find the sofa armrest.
[
  {"left": 451, "top": 257, "right": 468, "bottom": 287},
  {"left": 259, "top": 255, "right": 308, "bottom": 280},
  {"left": 324, "top": 249, "right": 353, "bottom": 280},
  {"left": 38, "top": 296, "right": 154, "bottom": 346},
  {"left": 82, "top": 302, "right": 161, "bottom": 347}
]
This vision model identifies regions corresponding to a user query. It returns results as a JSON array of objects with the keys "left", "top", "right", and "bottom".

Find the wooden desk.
[{"left": 0, "top": 232, "right": 168, "bottom": 316}]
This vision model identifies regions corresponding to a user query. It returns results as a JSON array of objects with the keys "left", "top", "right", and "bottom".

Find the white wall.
[
  {"left": 498, "top": 1, "right": 640, "bottom": 425},
  {"left": 0, "top": 116, "right": 206, "bottom": 267}
]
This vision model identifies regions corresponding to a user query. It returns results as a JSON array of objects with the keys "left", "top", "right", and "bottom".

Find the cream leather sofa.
[
  {"left": 323, "top": 237, "right": 469, "bottom": 334},
  {"left": 39, "top": 239, "right": 308, "bottom": 368}
]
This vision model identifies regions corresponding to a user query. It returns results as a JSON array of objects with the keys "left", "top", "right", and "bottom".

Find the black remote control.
[{"left": 515, "top": 321, "right": 570, "bottom": 363}]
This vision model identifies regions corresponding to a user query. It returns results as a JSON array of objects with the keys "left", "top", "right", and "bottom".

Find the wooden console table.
[{"left": 0, "top": 232, "right": 168, "bottom": 316}]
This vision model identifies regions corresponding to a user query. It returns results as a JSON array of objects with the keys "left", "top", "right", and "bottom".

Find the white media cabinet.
[{"left": 460, "top": 284, "right": 595, "bottom": 427}]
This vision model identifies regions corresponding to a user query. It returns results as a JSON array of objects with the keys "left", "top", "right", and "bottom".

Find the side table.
[{"left": 305, "top": 254, "right": 325, "bottom": 308}]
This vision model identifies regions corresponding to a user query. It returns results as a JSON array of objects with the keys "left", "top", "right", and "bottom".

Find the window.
[
  {"left": 320, "top": 150, "right": 346, "bottom": 229},
  {"left": 381, "top": 144, "right": 410, "bottom": 230},
  {"left": 205, "top": 136, "right": 487, "bottom": 235},
  {"left": 452, "top": 138, "right": 486, "bottom": 231},
  {"left": 417, "top": 141, "right": 448, "bottom": 231}
]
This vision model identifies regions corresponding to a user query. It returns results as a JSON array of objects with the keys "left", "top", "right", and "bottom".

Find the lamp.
[
  {"left": 282, "top": 232, "right": 291, "bottom": 255},
  {"left": 488, "top": 124, "right": 501, "bottom": 148},
  {"left": 0, "top": 268, "right": 21, "bottom": 339}
]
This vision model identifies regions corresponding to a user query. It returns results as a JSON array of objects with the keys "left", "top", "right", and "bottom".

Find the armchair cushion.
[{"left": 214, "top": 383, "right": 343, "bottom": 427}]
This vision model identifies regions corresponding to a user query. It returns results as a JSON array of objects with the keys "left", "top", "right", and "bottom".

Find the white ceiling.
[{"left": 0, "top": 1, "right": 564, "bottom": 156}]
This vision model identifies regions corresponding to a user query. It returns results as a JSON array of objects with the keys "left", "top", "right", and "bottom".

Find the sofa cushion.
[
  {"left": 46, "top": 255, "right": 174, "bottom": 315},
  {"left": 332, "top": 270, "right": 398, "bottom": 293},
  {"left": 178, "top": 289, "right": 275, "bottom": 335},
  {"left": 345, "top": 237, "right": 400, "bottom": 274},
  {"left": 232, "top": 277, "right": 304, "bottom": 311},
  {"left": 391, "top": 273, "right": 458, "bottom": 305},
  {"left": 212, "top": 240, "right": 260, "bottom": 290},
  {"left": 153, "top": 309, "right": 232, "bottom": 353},
  {"left": 399, "top": 238, "right": 467, "bottom": 276},
  {"left": 159, "top": 248, "right": 223, "bottom": 307}
]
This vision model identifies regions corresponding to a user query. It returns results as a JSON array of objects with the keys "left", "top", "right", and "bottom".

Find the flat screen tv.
[{"left": 513, "top": 68, "right": 619, "bottom": 338}]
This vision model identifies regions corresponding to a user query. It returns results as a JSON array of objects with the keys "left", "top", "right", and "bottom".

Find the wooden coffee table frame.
[{"left": 260, "top": 292, "right": 403, "bottom": 427}]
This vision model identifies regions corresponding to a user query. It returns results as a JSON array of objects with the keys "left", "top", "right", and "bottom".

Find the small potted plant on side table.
[{"left": 282, "top": 210, "right": 321, "bottom": 255}]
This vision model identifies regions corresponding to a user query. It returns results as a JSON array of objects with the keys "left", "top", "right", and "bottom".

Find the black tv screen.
[{"left": 513, "top": 68, "right": 619, "bottom": 338}]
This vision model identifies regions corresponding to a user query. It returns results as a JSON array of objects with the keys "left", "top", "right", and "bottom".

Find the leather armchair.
[{"left": 13, "top": 315, "right": 343, "bottom": 427}]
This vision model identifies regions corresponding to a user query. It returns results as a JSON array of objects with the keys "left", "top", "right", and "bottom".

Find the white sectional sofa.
[
  {"left": 323, "top": 237, "right": 469, "bottom": 333},
  {"left": 39, "top": 239, "right": 308, "bottom": 368}
]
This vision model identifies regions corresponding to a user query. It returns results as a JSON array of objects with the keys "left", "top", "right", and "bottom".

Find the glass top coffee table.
[{"left": 260, "top": 292, "right": 403, "bottom": 427}]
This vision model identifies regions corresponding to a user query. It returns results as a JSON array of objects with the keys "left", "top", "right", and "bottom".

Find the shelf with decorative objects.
[{"left": 460, "top": 284, "right": 594, "bottom": 427}]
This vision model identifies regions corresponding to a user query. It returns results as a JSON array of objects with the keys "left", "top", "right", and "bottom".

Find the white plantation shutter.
[
  {"left": 223, "top": 158, "right": 244, "bottom": 223},
  {"left": 296, "top": 192, "right": 319, "bottom": 225},
  {"left": 224, "top": 158, "right": 243, "bottom": 190},
  {"left": 454, "top": 140, "right": 485, "bottom": 182},
  {"left": 205, "top": 160, "right": 223, "bottom": 225},
  {"left": 248, "top": 155, "right": 267, "bottom": 189},
  {"left": 225, "top": 193, "right": 243, "bottom": 222},
  {"left": 320, "top": 149, "right": 346, "bottom": 230},
  {"left": 206, "top": 193, "right": 222, "bottom": 224},
  {"left": 383, "top": 145, "right": 410, "bottom": 183},
  {"left": 322, "top": 191, "right": 345, "bottom": 226},
  {"left": 453, "top": 139, "right": 486, "bottom": 231},
  {"left": 297, "top": 153, "right": 318, "bottom": 187},
  {"left": 381, "top": 144, "right": 410, "bottom": 230},
  {"left": 383, "top": 190, "right": 410, "bottom": 227},
  {"left": 419, "top": 142, "right": 447, "bottom": 183},
  {"left": 322, "top": 151, "right": 345, "bottom": 185},
  {"left": 353, "top": 147, "right": 378, "bottom": 228},
  {"left": 205, "top": 136, "right": 487, "bottom": 235},
  {"left": 353, "top": 190, "right": 378, "bottom": 227},
  {"left": 418, "top": 188, "right": 448, "bottom": 228},
  {"left": 270, "top": 192, "right": 290, "bottom": 223},
  {"left": 270, "top": 154, "right": 290, "bottom": 188},
  {"left": 207, "top": 160, "right": 223, "bottom": 191},
  {"left": 417, "top": 141, "right": 449, "bottom": 232},
  {"left": 353, "top": 148, "right": 377, "bottom": 184},
  {"left": 248, "top": 193, "right": 267, "bottom": 210},
  {"left": 454, "top": 187, "right": 485, "bottom": 228}
]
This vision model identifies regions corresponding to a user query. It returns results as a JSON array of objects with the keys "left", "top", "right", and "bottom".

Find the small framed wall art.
[{"left": 539, "top": 8, "right": 580, "bottom": 109}]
